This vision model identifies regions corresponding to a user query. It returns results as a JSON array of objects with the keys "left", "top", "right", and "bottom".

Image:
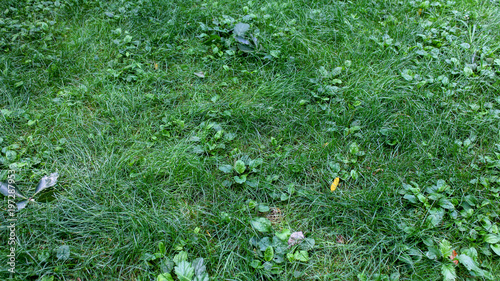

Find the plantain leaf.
[
  {"left": 491, "top": 244, "right": 500, "bottom": 256},
  {"left": 34, "top": 173, "right": 59, "bottom": 196},
  {"left": 264, "top": 246, "right": 274, "bottom": 261}
]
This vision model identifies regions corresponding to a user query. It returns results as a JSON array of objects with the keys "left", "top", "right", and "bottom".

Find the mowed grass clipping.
[{"left": 1, "top": 0, "right": 500, "bottom": 280}]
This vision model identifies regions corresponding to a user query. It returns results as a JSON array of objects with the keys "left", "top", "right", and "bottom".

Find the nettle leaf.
[
  {"left": 441, "top": 263, "right": 457, "bottom": 281},
  {"left": 218, "top": 164, "right": 233, "bottom": 173},
  {"left": 250, "top": 217, "right": 272, "bottom": 233},
  {"left": 234, "top": 23, "right": 250, "bottom": 36},
  {"left": 34, "top": 173, "right": 59, "bottom": 196},
  {"left": 174, "top": 260, "right": 195, "bottom": 281},
  {"left": 0, "top": 181, "right": 27, "bottom": 199},
  {"left": 439, "top": 239, "right": 452, "bottom": 258},
  {"left": 160, "top": 258, "right": 174, "bottom": 273},
  {"left": 173, "top": 251, "right": 188, "bottom": 265},
  {"left": 234, "top": 160, "right": 246, "bottom": 174}
]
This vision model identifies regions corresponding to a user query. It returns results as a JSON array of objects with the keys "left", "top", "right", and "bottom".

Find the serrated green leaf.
[
  {"left": 250, "top": 217, "right": 272, "bottom": 233},
  {"left": 173, "top": 251, "right": 188, "bottom": 265},
  {"left": 331, "top": 67, "right": 342, "bottom": 76},
  {"left": 192, "top": 257, "right": 206, "bottom": 276},
  {"left": 425, "top": 246, "right": 440, "bottom": 260},
  {"left": 439, "top": 239, "right": 452, "bottom": 259},
  {"left": 175, "top": 260, "right": 195, "bottom": 281},
  {"left": 441, "top": 263, "right": 456, "bottom": 281},
  {"left": 193, "top": 273, "right": 209, "bottom": 281}
]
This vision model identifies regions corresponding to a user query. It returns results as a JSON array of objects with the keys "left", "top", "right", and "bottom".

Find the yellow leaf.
[
  {"left": 154, "top": 63, "right": 158, "bottom": 70},
  {"left": 331, "top": 177, "right": 339, "bottom": 192}
]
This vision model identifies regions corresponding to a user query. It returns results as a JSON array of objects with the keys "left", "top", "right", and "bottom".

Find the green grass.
[{"left": 1, "top": 0, "right": 500, "bottom": 280}]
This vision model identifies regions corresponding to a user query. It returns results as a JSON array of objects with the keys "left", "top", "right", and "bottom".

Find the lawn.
[{"left": 1, "top": 0, "right": 500, "bottom": 280}]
